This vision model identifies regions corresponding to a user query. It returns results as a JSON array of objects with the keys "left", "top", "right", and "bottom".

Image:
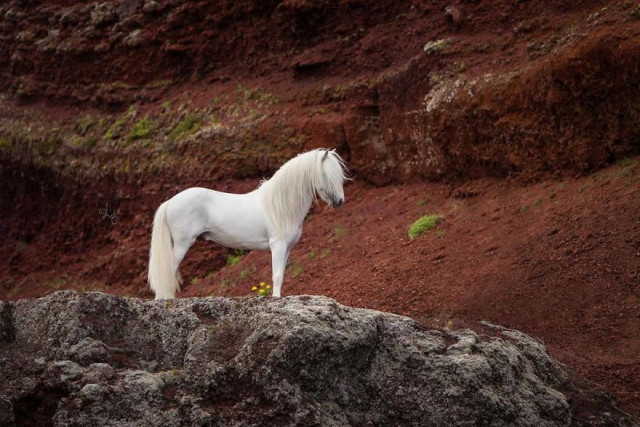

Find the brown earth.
[{"left": 1, "top": 0, "right": 640, "bottom": 420}]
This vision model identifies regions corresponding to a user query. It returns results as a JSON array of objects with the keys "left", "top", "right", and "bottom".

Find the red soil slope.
[{"left": 1, "top": 0, "right": 639, "bottom": 418}]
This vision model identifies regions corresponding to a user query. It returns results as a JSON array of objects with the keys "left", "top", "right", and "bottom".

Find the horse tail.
[{"left": 148, "top": 201, "right": 180, "bottom": 299}]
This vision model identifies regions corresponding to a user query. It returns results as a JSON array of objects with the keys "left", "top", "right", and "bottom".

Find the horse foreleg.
[{"left": 270, "top": 241, "right": 289, "bottom": 298}]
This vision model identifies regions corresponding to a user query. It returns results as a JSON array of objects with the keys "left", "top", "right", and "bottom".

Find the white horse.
[{"left": 148, "top": 148, "right": 348, "bottom": 299}]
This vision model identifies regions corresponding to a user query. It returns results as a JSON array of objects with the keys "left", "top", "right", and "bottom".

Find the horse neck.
[{"left": 260, "top": 162, "right": 316, "bottom": 238}]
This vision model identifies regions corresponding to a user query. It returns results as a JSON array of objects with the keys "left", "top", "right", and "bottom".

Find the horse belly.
[
  {"left": 200, "top": 229, "right": 269, "bottom": 251},
  {"left": 204, "top": 198, "right": 271, "bottom": 251}
]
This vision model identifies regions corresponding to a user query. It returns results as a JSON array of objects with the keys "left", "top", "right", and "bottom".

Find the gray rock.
[
  {"left": 90, "top": 2, "right": 117, "bottom": 26},
  {"left": 0, "top": 291, "right": 634, "bottom": 426}
]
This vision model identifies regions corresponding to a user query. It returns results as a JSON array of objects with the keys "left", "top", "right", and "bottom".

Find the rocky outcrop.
[{"left": 0, "top": 291, "right": 633, "bottom": 426}]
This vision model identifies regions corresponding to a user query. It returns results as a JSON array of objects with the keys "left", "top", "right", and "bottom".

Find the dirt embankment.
[{"left": 1, "top": 0, "right": 640, "bottom": 418}]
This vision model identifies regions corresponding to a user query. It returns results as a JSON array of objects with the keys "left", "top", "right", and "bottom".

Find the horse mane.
[{"left": 260, "top": 149, "right": 345, "bottom": 237}]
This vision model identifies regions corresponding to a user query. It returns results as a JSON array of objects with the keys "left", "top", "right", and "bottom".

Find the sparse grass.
[
  {"left": 103, "top": 115, "right": 128, "bottom": 140},
  {"left": 146, "top": 79, "right": 171, "bottom": 89},
  {"left": 236, "top": 84, "right": 281, "bottom": 105},
  {"left": 444, "top": 319, "right": 454, "bottom": 330},
  {"left": 333, "top": 224, "right": 346, "bottom": 237},
  {"left": 211, "top": 96, "right": 223, "bottom": 106},
  {"left": 532, "top": 198, "right": 543, "bottom": 207},
  {"left": 75, "top": 115, "right": 96, "bottom": 136},
  {"left": 218, "top": 277, "right": 231, "bottom": 294},
  {"left": 416, "top": 198, "right": 428, "bottom": 207},
  {"left": 321, "top": 249, "right": 331, "bottom": 258},
  {"left": 239, "top": 268, "right": 250, "bottom": 279},
  {"left": 127, "top": 115, "right": 154, "bottom": 142},
  {"left": 408, "top": 215, "right": 442, "bottom": 240},
  {"left": 6, "top": 278, "right": 27, "bottom": 298},
  {"left": 520, "top": 205, "right": 529, "bottom": 213},
  {"left": 289, "top": 263, "right": 304, "bottom": 278},
  {"left": 309, "top": 250, "right": 317, "bottom": 259},
  {"left": 617, "top": 157, "right": 635, "bottom": 168},
  {"left": 226, "top": 249, "right": 249, "bottom": 267},
  {"left": 168, "top": 114, "right": 201, "bottom": 141},
  {"left": 49, "top": 274, "right": 71, "bottom": 290}
]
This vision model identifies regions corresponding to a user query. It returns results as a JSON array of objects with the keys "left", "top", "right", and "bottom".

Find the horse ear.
[{"left": 322, "top": 150, "right": 329, "bottom": 162}]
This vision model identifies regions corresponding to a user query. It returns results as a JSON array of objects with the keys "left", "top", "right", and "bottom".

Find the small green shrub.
[{"left": 408, "top": 215, "right": 442, "bottom": 239}]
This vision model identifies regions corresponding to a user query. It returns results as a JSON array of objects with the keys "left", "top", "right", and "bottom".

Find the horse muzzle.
[{"left": 331, "top": 198, "right": 344, "bottom": 208}]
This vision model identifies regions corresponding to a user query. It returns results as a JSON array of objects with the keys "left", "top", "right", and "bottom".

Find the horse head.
[{"left": 318, "top": 149, "right": 347, "bottom": 208}]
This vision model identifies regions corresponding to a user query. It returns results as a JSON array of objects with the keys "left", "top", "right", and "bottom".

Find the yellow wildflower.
[
  {"left": 251, "top": 286, "right": 257, "bottom": 291},
  {"left": 266, "top": 284, "right": 272, "bottom": 290}
]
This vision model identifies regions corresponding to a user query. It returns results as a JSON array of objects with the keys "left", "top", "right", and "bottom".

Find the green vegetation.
[
  {"left": 236, "top": 84, "right": 281, "bottom": 105},
  {"left": 0, "top": 126, "right": 63, "bottom": 159},
  {"left": 103, "top": 115, "right": 128, "bottom": 140},
  {"left": 168, "top": 114, "right": 201, "bottom": 141},
  {"left": 49, "top": 274, "right": 71, "bottom": 290},
  {"left": 218, "top": 277, "right": 231, "bottom": 295},
  {"left": 226, "top": 249, "right": 249, "bottom": 267},
  {"left": 75, "top": 115, "right": 96, "bottom": 136},
  {"left": 127, "top": 115, "right": 154, "bottom": 142},
  {"left": 408, "top": 215, "right": 442, "bottom": 240},
  {"left": 618, "top": 157, "right": 634, "bottom": 168},
  {"left": 289, "top": 263, "right": 304, "bottom": 278},
  {"left": 321, "top": 249, "right": 331, "bottom": 258},
  {"left": 333, "top": 224, "right": 346, "bottom": 237}
]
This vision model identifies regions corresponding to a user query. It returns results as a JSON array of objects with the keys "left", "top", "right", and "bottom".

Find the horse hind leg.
[{"left": 172, "top": 237, "right": 196, "bottom": 293}]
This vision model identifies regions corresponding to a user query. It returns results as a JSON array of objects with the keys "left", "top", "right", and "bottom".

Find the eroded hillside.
[{"left": 1, "top": 0, "right": 639, "bottom": 417}]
